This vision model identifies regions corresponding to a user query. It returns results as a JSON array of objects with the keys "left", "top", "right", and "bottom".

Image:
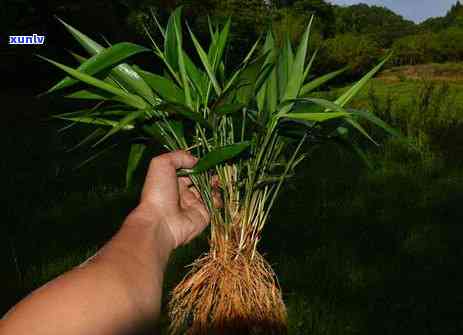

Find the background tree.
[
  {"left": 317, "top": 33, "right": 382, "bottom": 80},
  {"left": 334, "top": 4, "right": 416, "bottom": 48}
]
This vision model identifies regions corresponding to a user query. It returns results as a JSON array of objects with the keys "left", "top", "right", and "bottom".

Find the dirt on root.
[{"left": 168, "top": 237, "right": 287, "bottom": 335}]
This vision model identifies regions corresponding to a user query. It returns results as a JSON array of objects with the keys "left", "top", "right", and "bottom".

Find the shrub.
[{"left": 317, "top": 33, "right": 383, "bottom": 80}]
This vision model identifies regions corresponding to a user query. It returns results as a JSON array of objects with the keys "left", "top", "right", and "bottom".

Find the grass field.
[{"left": 2, "top": 64, "right": 463, "bottom": 334}]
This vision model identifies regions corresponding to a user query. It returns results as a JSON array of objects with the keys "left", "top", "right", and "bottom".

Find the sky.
[{"left": 329, "top": 0, "right": 458, "bottom": 23}]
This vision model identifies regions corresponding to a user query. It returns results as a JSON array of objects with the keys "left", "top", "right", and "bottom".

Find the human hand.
[{"left": 133, "top": 151, "right": 221, "bottom": 250}]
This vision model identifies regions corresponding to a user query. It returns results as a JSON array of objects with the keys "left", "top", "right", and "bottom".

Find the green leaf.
[
  {"left": 162, "top": 103, "right": 211, "bottom": 128},
  {"left": 188, "top": 25, "right": 221, "bottom": 96},
  {"left": 285, "top": 98, "right": 349, "bottom": 114},
  {"left": 351, "top": 109, "right": 400, "bottom": 138},
  {"left": 300, "top": 66, "right": 348, "bottom": 96},
  {"left": 283, "top": 16, "right": 313, "bottom": 104},
  {"left": 282, "top": 112, "right": 349, "bottom": 123},
  {"left": 280, "top": 17, "right": 313, "bottom": 114},
  {"left": 65, "top": 89, "right": 110, "bottom": 100},
  {"left": 345, "top": 118, "right": 378, "bottom": 146},
  {"left": 183, "top": 52, "right": 205, "bottom": 98},
  {"left": 164, "top": 6, "right": 183, "bottom": 73},
  {"left": 74, "top": 142, "right": 120, "bottom": 170},
  {"left": 222, "top": 37, "right": 261, "bottom": 95},
  {"left": 150, "top": 7, "right": 165, "bottom": 39},
  {"left": 336, "top": 53, "right": 392, "bottom": 107},
  {"left": 175, "top": 18, "right": 192, "bottom": 108},
  {"left": 56, "top": 17, "right": 103, "bottom": 54},
  {"left": 333, "top": 135, "right": 373, "bottom": 170},
  {"left": 55, "top": 115, "right": 131, "bottom": 129},
  {"left": 39, "top": 55, "right": 147, "bottom": 110},
  {"left": 257, "top": 31, "right": 276, "bottom": 113},
  {"left": 209, "top": 18, "right": 231, "bottom": 71},
  {"left": 67, "top": 128, "right": 106, "bottom": 152},
  {"left": 67, "top": 51, "right": 122, "bottom": 87},
  {"left": 57, "top": 17, "right": 156, "bottom": 104},
  {"left": 302, "top": 49, "right": 318, "bottom": 83},
  {"left": 255, "top": 63, "right": 276, "bottom": 95},
  {"left": 143, "top": 120, "right": 184, "bottom": 146},
  {"left": 94, "top": 110, "right": 145, "bottom": 146},
  {"left": 214, "top": 103, "right": 245, "bottom": 115},
  {"left": 68, "top": 51, "right": 87, "bottom": 64},
  {"left": 126, "top": 143, "right": 146, "bottom": 188},
  {"left": 178, "top": 141, "right": 251, "bottom": 176},
  {"left": 134, "top": 67, "right": 184, "bottom": 104},
  {"left": 49, "top": 42, "right": 150, "bottom": 93},
  {"left": 277, "top": 34, "right": 291, "bottom": 100}
]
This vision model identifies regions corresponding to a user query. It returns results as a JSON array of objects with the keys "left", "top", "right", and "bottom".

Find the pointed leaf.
[
  {"left": 284, "top": 98, "right": 348, "bottom": 114},
  {"left": 336, "top": 53, "right": 392, "bottom": 107},
  {"left": 57, "top": 17, "right": 156, "bottom": 104},
  {"left": 302, "top": 49, "right": 318, "bottom": 83},
  {"left": 175, "top": 19, "right": 192, "bottom": 108},
  {"left": 346, "top": 118, "right": 378, "bottom": 145},
  {"left": 55, "top": 114, "right": 134, "bottom": 130},
  {"left": 94, "top": 110, "right": 145, "bottom": 146},
  {"left": 281, "top": 17, "right": 313, "bottom": 114},
  {"left": 301, "top": 67, "right": 348, "bottom": 96},
  {"left": 39, "top": 56, "right": 147, "bottom": 109},
  {"left": 67, "top": 128, "right": 106, "bottom": 152},
  {"left": 209, "top": 19, "right": 231, "bottom": 70},
  {"left": 126, "top": 143, "right": 146, "bottom": 188},
  {"left": 150, "top": 8, "right": 166, "bottom": 39},
  {"left": 74, "top": 143, "right": 120, "bottom": 170},
  {"left": 164, "top": 6, "right": 183, "bottom": 72},
  {"left": 178, "top": 142, "right": 251, "bottom": 176},
  {"left": 282, "top": 112, "right": 349, "bottom": 123},
  {"left": 143, "top": 120, "right": 184, "bottom": 146},
  {"left": 333, "top": 136, "right": 372, "bottom": 170},
  {"left": 65, "top": 89, "right": 110, "bottom": 100},
  {"left": 188, "top": 25, "right": 221, "bottom": 96},
  {"left": 134, "top": 67, "right": 184, "bottom": 104},
  {"left": 214, "top": 103, "right": 245, "bottom": 115},
  {"left": 162, "top": 103, "right": 211, "bottom": 128},
  {"left": 49, "top": 42, "right": 150, "bottom": 92},
  {"left": 351, "top": 109, "right": 400, "bottom": 138}
]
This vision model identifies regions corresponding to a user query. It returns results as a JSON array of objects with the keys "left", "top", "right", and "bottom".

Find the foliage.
[
  {"left": 317, "top": 33, "right": 383, "bottom": 79},
  {"left": 391, "top": 33, "right": 440, "bottom": 66},
  {"left": 419, "top": 0, "right": 463, "bottom": 31},
  {"left": 334, "top": 3, "right": 416, "bottom": 47},
  {"left": 42, "top": 7, "right": 393, "bottom": 217},
  {"left": 392, "top": 27, "right": 463, "bottom": 65}
]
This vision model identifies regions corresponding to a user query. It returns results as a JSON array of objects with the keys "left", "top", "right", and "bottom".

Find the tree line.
[{"left": 3, "top": 0, "right": 463, "bottom": 81}]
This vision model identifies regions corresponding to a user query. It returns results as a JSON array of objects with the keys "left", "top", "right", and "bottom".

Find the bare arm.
[{"left": 0, "top": 151, "right": 220, "bottom": 335}]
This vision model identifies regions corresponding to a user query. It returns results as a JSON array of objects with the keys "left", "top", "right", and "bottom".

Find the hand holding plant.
[{"left": 135, "top": 150, "right": 222, "bottom": 249}]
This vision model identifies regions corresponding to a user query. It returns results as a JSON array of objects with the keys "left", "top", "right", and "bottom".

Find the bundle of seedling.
[{"left": 41, "top": 7, "right": 397, "bottom": 334}]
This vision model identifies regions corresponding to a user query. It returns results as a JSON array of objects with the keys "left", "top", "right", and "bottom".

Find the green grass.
[
  {"left": 332, "top": 78, "right": 463, "bottom": 109},
  {"left": 3, "top": 68, "right": 463, "bottom": 334}
]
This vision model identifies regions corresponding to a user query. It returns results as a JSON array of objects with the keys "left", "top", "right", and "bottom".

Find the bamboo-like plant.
[{"left": 41, "top": 7, "right": 398, "bottom": 335}]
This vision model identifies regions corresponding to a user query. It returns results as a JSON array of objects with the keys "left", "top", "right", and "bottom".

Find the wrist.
[{"left": 125, "top": 205, "right": 176, "bottom": 255}]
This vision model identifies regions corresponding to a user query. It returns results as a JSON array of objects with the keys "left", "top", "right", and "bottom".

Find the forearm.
[{"left": 0, "top": 208, "right": 174, "bottom": 335}]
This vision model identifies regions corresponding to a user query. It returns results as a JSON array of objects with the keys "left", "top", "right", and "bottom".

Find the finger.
[
  {"left": 212, "top": 189, "right": 223, "bottom": 208},
  {"left": 141, "top": 151, "right": 197, "bottom": 203},
  {"left": 189, "top": 186, "right": 201, "bottom": 200},
  {"left": 178, "top": 176, "right": 193, "bottom": 193},
  {"left": 211, "top": 175, "right": 221, "bottom": 189},
  {"left": 180, "top": 189, "right": 200, "bottom": 208}
]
